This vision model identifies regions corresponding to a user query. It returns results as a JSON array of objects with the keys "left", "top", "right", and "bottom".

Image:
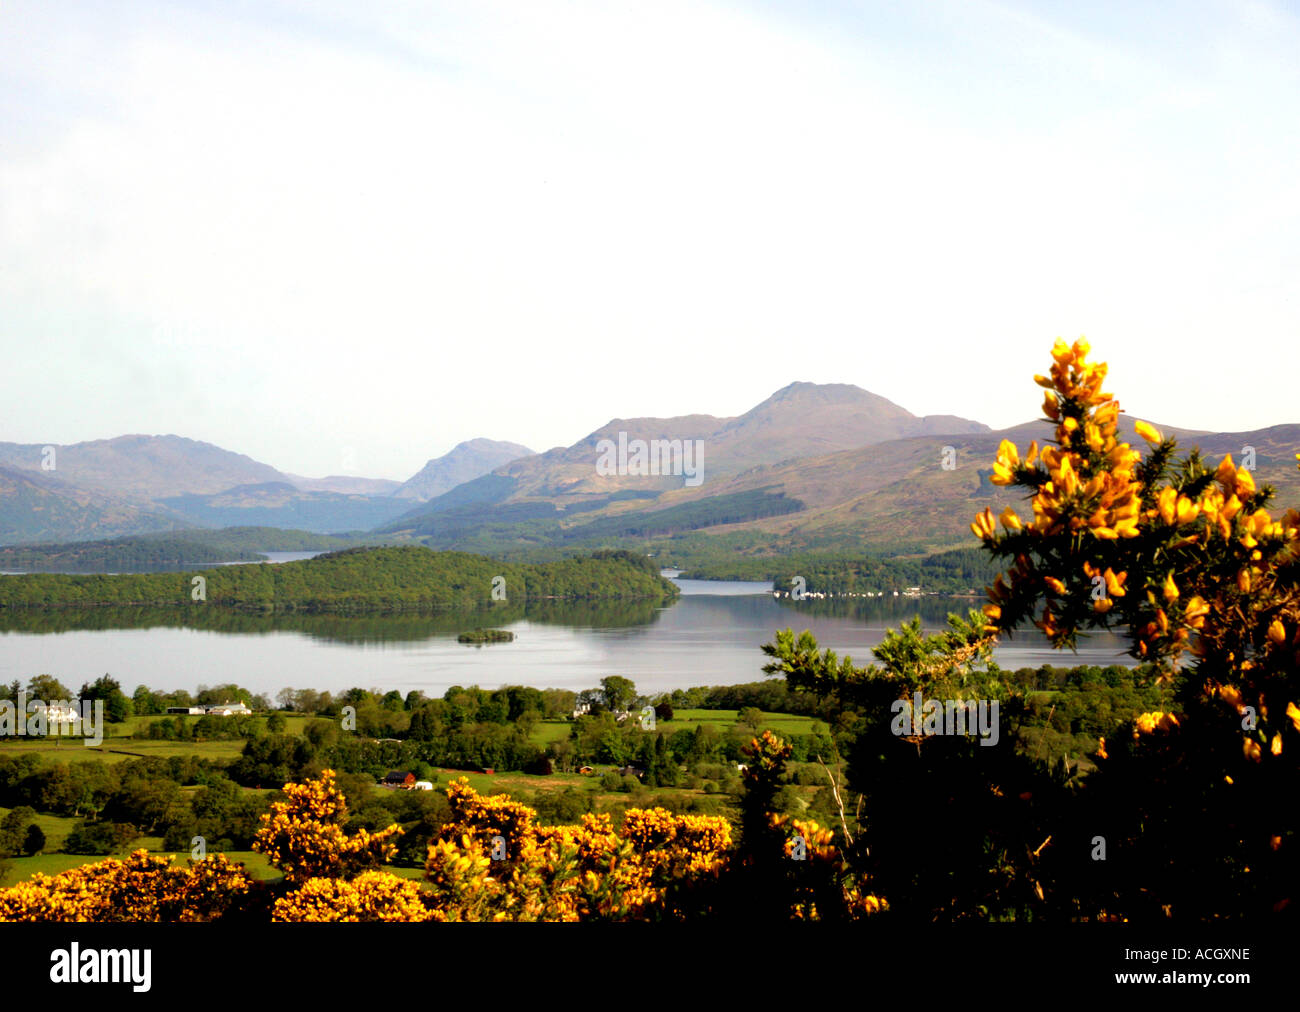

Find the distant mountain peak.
[{"left": 393, "top": 438, "right": 535, "bottom": 502}]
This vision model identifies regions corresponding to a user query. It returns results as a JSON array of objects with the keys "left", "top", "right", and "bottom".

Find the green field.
[
  {"left": 663, "top": 708, "right": 823, "bottom": 737},
  {"left": 0, "top": 706, "right": 830, "bottom": 890}
]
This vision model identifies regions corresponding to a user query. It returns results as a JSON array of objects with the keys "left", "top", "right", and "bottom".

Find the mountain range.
[
  {"left": 0, "top": 436, "right": 534, "bottom": 543},
  {"left": 3, "top": 383, "right": 1296, "bottom": 561}
]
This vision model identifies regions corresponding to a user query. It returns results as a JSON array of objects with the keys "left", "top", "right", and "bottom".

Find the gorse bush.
[{"left": 759, "top": 338, "right": 1300, "bottom": 921}]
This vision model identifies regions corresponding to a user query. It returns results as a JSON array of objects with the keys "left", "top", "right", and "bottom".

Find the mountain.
[
  {"left": 0, "top": 434, "right": 430, "bottom": 540},
  {"left": 707, "top": 381, "right": 990, "bottom": 472},
  {"left": 0, "top": 435, "right": 288, "bottom": 502},
  {"left": 380, "top": 382, "right": 990, "bottom": 533},
  {"left": 392, "top": 438, "right": 535, "bottom": 501},
  {"left": 378, "top": 399, "right": 1300, "bottom": 559}
]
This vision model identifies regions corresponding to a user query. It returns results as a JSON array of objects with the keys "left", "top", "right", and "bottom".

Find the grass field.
[{"left": 527, "top": 710, "right": 824, "bottom": 750}]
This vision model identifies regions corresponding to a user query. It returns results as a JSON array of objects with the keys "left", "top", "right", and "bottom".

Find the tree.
[
  {"left": 267, "top": 712, "right": 288, "bottom": 734},
  {"left": 78, "top": 675, "right": 132, "bottom": 724},
  {"left": 26, "top": 674, "right": 71, "bottom": 701},
  {"left": 132, "top": 684, "right": 163, "bottom": 716},
  {"left": 277, "top": 688, "right": 298, "bottom": 711},
  {"left": 0, "top": 807, "right": 37, "bottom": 856},
  {"left": 23, "top": 824, "right": 45, "bottom": 856},
  {"left": 599, "top": 676, "right": 637, "bottom": 714}
]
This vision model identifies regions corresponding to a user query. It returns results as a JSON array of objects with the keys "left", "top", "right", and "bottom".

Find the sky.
[{"left": 2, "top": 0, "right": 1297, "bottom": 481}]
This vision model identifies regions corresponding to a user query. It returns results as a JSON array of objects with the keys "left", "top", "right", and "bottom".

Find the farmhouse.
[
  {"left": 165, "top": 706, "right": 206, "bottom": 715},
  {"left": 382, "top": 771, "right": 416, "bottom": 789}
]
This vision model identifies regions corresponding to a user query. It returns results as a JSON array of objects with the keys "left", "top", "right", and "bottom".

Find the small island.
[{"left": 457, "top": 628, "right": 515, "bottom": 644}]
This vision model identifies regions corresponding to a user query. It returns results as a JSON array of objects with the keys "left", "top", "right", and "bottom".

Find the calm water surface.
[{"left": 0, "top": 571, "right": 1133, "bottom": 697}]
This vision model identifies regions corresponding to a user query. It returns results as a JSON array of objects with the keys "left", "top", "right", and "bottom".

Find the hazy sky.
[{"left": 2, "top": 0, "right": 1297, "bottom": 481}]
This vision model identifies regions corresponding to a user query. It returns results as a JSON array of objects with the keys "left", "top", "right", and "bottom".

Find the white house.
[
  {"left": 204, "top": 701, "right": 252, "bottom": 717},
  {"left": 30, "top": 702, "right": 79, "bottom": 723}
]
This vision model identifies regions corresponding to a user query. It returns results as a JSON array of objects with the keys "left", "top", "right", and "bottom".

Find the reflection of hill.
[
  {"left": 772, "top": 594, "right": 983, "bottom": 624},
  {"left": 0, "top": 597, "right": 663, "bottom": 644}
]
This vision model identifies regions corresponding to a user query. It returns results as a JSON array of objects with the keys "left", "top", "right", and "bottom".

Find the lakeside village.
[{"left": 772, "top": 585, "right": 927, "bottom": 600}]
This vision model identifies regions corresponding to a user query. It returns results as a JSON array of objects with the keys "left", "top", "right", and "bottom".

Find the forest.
[{"left": 0, "top": 546, "right": 677, "bottom": 611}]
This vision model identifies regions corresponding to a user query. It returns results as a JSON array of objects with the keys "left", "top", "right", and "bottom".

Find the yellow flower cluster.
[
  {"left": 423, "top": 778, "right": 732, "bottom": 921},
  {"left": 1133, "top": 711, "right": 1180, "bottom": 736},
  {"left": 0, "top": 849, "right": 253, "bottom": 922},
  {"left": 252, "top": 769, "right": 402, "bottom": 885},
  {"left": 271, "top": 870, "right": 436, "bottom": 922},
  {"left": 976, "top": 339, "right": 1300, "bottom": 668},
  {"left": 769, "top": 812, "right": 888, "bottom": 920}
]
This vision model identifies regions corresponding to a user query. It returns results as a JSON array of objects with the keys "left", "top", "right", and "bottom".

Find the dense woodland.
[{"left": 0, "top": 546, "right": 676, "bottom": 611}]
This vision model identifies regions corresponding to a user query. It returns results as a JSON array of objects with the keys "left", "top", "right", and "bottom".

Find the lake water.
[{"left": 0, "top": 571, "right": 1135, "bottom": 699}]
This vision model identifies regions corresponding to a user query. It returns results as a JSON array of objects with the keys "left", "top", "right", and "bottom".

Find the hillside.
[
  {"left": 0, "top": 465, "right": 189, "bottom": 545},
  {"left": 0, "top": 527, "right": 361, "bottom": 572},
  {"left": 379, "top": 415, "right": 1300, "bottom": 560},
  {"left": 155, "top": 482, "right": 411, "bottom": 533}
]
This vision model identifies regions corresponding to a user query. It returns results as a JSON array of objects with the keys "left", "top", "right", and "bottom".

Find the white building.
[
  {"left": 204, "top": 701, "right": 252, "bottom": 717},
  {"left": 30, "top": 702, "right": 79, "bottom": 723}
]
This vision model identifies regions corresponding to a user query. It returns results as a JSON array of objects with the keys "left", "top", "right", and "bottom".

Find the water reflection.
[{"left": 0, "top": 587, "right": 1135, "bottom": 697}]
